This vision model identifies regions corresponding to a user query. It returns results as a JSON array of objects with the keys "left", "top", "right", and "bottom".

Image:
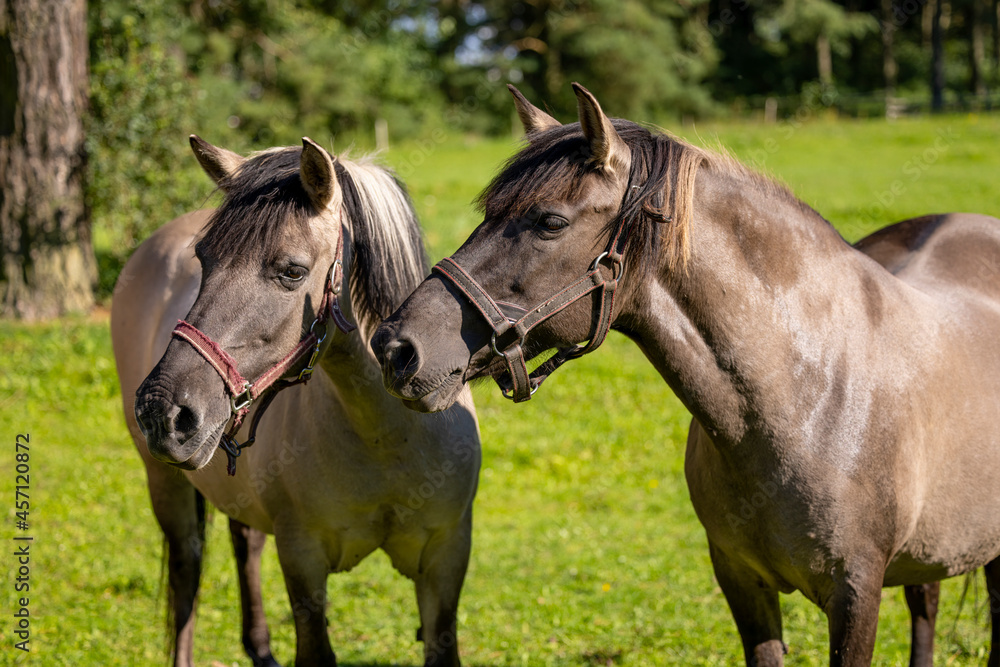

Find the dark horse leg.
[
  {"left": 229, "top": 518, "right": 281, "bottom": 667},
  {"left": 412, "top": 508, "right": 473, "bottom": 667},
  {"left": 903, "top": 582, "right": 940, "bottom": 667},
  {"left": 986, "top": 559, "right": 1000, "bottom": 667},
  {"left": 146, "top": 464, "right": 206, "bottom": 667},
  {"left": 708, "top": 541, "right": 785, "bottom": 666},
  {"left": 275, "top": 531, "right": 336, "bottom": 667},
  {"left": 824, "top": 559, "right": 884, "bottom": 667}
]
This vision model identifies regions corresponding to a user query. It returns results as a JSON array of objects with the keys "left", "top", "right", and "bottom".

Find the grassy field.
[{"left": 2, "top": 114, "right": 1000, "bottom": 666}]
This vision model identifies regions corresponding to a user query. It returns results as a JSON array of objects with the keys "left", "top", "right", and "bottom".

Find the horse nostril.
[
  {"left": 173, "top": 404, "right": 200, "bottom": 435},
  {"left": 135, "top": 397, "right": 200, "bottom": 442},
  {"left": 385, "top": 338, "right": 421, "bottom": 379}
]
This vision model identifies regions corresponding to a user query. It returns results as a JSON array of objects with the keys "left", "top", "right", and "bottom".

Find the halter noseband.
[
  {"left": 170, "top": 232, "right": 356, "bottom": 475},
  {"left": 432, "top": 187, "right": 658, "bottom": 403}
]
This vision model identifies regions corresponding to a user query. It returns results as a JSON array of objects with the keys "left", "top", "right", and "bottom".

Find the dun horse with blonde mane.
[{"left": 113, "top": 136, "right": 479, "bottom": 667}]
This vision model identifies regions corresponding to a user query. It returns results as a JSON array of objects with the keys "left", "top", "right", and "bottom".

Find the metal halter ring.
[
  {"left": 501, "top": 382, "right": 539, "bottom": 401},
  {"left": 590, "top": 251, "right": 624, "bottom": 280},
  {"left": 490, "top": 318, "right": 518, "bottom": 358},
  {"left": 590, "top": 251, "right": 610, "bottom": 270},
  {"left": 328, "top": 260, "right": 343, "bottom": 296}
]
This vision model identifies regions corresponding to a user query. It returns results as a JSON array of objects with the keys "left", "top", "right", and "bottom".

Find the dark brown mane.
[
  {"left": 199, "top": 148, "right": 315, "bottom": 263},
  {"left": 477, "top": 119, "right": 815, "bottom": 277}
]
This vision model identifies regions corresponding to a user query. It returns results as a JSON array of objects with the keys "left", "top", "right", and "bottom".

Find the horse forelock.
[
  {"left": 198, "top": 147, "right": 323, "bottom": 264},
  {"left": 335, "top": 157, "right": 428, "bottom": 332},
  {"left": 196, "top": 147, "right": 427, "bottom": 332}
]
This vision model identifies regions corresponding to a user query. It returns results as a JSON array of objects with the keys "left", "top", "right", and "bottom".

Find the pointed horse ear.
[
  {"left": 507, "top": 84, "right": 561, "bottom": 136},
  {"left": 571, "top": 82, "right": 630, "bottom": 177},
  {"left": 300, "top": 137, "right": 340, "bottom": 212},
  {"left": 190, "top": 135, "right": 246, "bottom": 186}
]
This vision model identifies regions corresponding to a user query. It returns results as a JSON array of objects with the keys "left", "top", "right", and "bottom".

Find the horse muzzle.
[{"left": 134, "top": 386, "right": 220, "bottom": 469}]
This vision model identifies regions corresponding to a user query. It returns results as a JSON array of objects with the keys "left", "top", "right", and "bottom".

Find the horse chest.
[{"left": 685, "top": 422, "right": 899, "bottom": 592}]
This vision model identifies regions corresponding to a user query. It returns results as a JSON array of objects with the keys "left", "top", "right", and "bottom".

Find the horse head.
[
  {"left": 135, "top": 136, "right": 348, "bottom": 469},
  {"left": 374, "top": 83, "right": 690, "bottom": 412}
]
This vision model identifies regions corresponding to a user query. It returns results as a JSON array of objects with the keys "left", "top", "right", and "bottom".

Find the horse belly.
[{"left": 886, "top": 451, "right": 1000, "bottom": 584}]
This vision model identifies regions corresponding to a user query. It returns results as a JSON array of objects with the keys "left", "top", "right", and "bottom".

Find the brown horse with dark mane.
[{"left": 372, "top": 83, "right": 1000, "bottom": 665}]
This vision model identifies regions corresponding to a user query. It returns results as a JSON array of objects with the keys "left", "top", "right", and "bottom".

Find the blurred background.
[{"left": 3, "top": 0, "right": 1000, "bottom": 317}]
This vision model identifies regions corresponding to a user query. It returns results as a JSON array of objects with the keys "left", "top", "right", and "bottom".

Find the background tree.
[{"left": 1, "top": 0, "right": 95, "bottom": 319}]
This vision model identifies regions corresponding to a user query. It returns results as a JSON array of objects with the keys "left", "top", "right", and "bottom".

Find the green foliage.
[
  {"left": 759, "top": 0, "right": 878, "bottom": 56},
  {"left": 437, "top": 0, "right": 720, "bottom": 124},
  {"left": 87, "top": 0, "right": 213, "bottom": 297},
  {"left": 4, "top": 117, "right": 1000, "bottom": 664}
]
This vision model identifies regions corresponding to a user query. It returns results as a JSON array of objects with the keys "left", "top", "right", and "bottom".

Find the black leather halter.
[{"left": 431, "top": 196, "right": 649, "bottom": 402}]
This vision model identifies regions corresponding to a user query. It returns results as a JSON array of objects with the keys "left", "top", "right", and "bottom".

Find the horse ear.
[
  {"left": 507, "top": 84, "right": 560, "bottom": 135},
  {"left": 189, "top": 135, "right": 245, "bottom": 186},
  {"left": 571, "top": 82, "right": 630, "bottom": 177},
  {"left": 300, "top": 137, "right": 340, "bottom": 211}
]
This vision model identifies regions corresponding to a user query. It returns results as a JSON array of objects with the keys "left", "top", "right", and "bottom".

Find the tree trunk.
[
  {"left": 817, "top": 32, "right": 833, "bottom": 86},
  {"left": 994, "top": 0, "right": 999, "bottom": 86},
  {"left": 970, "top": 0, "right": 987, "bottom": 97},
  {"left": 543, "top": 0, "right": 562, "bottom": 102},
  {"left": 882, "top": 0, "right": 898, "bottom": 97},
  {"left": 931, "top": 0, "right": 946, "bottom": 111},
  {"left": 0, "top": 0, "right": 94, "bottom": 320}
]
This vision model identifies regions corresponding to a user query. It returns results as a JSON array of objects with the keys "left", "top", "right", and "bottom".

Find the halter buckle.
[
  {"left": 298, "top": 327, "right": 328, "bottom": 380},
  {"left": 230, "top": 382, "right": 253, "bottom": 414}
]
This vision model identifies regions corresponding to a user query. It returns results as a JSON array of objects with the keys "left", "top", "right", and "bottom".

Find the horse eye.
[
  {"left": 281, "top": 266, "right": 307, "bottom": 282},
  {"left": 538, "top": 215, "right": 569, "bottom": 232}
]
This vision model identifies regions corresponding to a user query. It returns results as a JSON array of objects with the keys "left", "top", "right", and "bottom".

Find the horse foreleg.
[
  {"left": 903, "top": 582, "right": 939, "bottom": 667},
  {"left": 147, "top": 466, "right": 206, "bottom": 667},
  {"left": 985, "top": 559, "right": 1000, "bottom": 667},
  {"left": 413, "top": 510, "right": 472, "bottom": 667},
  {"left": 708, "top": 541, "right": 785, "bottom": 666},
  {"left": 275, "top": 534, "right": 335, "bottom": 667},
  {"left": 824, "top": 561, "right": 884, "bottom": 667},
  {"left": 229, "top": 518, "right": 280, "bottom": 667}
]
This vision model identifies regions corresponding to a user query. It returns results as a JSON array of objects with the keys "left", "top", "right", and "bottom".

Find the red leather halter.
[
  {"left": 432, "top": 189, "right": 660, "bottom": 403},
  {"left": 171, "top": 233, "right": 355, "bottom": 475}
]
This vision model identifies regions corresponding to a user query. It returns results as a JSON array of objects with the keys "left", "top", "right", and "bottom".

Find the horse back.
[{"left": 855, "top": 212, "right": 1000, "bottom": 306}]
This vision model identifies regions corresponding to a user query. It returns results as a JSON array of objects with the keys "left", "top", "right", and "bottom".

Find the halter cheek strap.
[
  {"left": 170, "top": 234, "right": 355, "bottom": 475},
  {"left": 431, "top": 216, "right": 630, "bottom": 403}
]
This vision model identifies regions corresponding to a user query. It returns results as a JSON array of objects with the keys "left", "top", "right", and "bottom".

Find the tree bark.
[{"left": 0, "top": 0, "right": 94, "bottom": 319}]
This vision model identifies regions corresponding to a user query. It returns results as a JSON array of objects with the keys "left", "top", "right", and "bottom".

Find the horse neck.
[
  {"left": 309, "top": 239, "right": 400, "bottom": 431},
  {"left": 622, "top": 166, "right": 885, "bottom": 446}
]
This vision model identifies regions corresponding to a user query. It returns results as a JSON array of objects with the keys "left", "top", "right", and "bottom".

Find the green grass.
[{"left": 3, "top": 115, "right": 1000, "bottom": 665}]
